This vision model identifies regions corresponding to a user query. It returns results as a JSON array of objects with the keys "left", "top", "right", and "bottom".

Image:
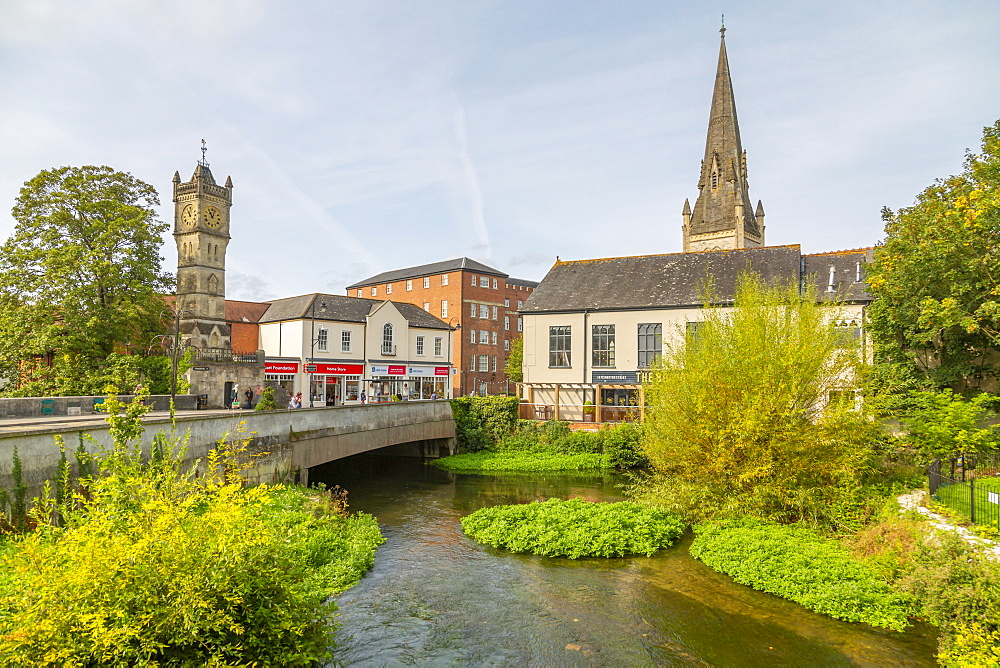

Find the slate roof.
[
  {"left": 346, "top": 257, "right": 507, "bottom": 289},
  {"left": 521, "top": 245, "right": 874, "bottom": 314},
  {"left": 506, "top": 277, "right": 540, "bottom": 289},
  {"left": 259, "top": 294, "right": 452, "bottom": 330}
]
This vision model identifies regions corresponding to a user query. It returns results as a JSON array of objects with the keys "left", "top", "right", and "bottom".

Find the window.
[
  {"left": 423, "top": 276, "right": 430, "bottom": 288},
  {"left": 517, "top": 317, "right": 523, "bottom": 332},
  {"left": 833, "top": 319, "right": 862, "bottom": 348},
  {"left": 517, "top": 300, "right": 523, "bottom": 308},
  {"left": 441, "top": 300, "right": 448, "bottom": 318},
  {"left": 592, "top": 325, "right": 615, "bottom": 367},
  {"left": 356, "top": 289, "right": 362, "bottom": 298},
  {"left": 479, "top": 330, "right": 489, "bottom": 344},
  {"left": 491, "top": 331, "right": 497, "bottom": 345},
  {"left": 470, "top": 303, "right": 476, "bottom": 317},
  {"left": 416, "top": 336, "right": 425, "bottom": 355},
  {"left": 434, "top": 337, "right": 443, "bottom": 356},
  {"left": 549, "top": 326, "right": 571, "bottom": 367},
  {"left": 492, "top": 305, "right": 498, "bottom": 320},
  {"left": 480, "top": 276, "right": 490, "bottom": 288},
  {"left": 686, "top": 321, "right": 706, "bottom": 345},
  {"left": 711, "top": 170, "right": 718, "bottom": 190},
  {"left": 406, "top": 280, "right": 413, "bottom": 291},
  {"left": 504, "top": 339, "right": 510, "bottom": 351},
  {"left": 382, "top": 323, "right": 394, "bottom": 355},
  {"left": 441, "top": 274, "right": 449, "bottom": 286},
  {"left": 492, "top": 278, "right": 498, "bottom": 289},
  {"left": 504, "top": 316, "right": 510, "bottom": 331},
  {"left": 478, "top": 354, "right": 489, "bottom": 372},
  {"left": 470, "top": 353, "right": 475, "bottom": 368},
  {"left": 317, "top": 328, "right": 329, "bottom": 352},
  {"left": 637, "top": 323, "right": 662, "bottom": 368},
  {"left": 371, "top": 286, "right": 377, "bottom": 297},
  {"left": 341, "top": 330, "right": 352, "bottom": 353},
  {"left": 387, "top": 284, "right": 393, "bottom": 294},
  {"left": 471, "top": 275, "right": 477, "bottom": 286},
  {"left": 504, "top": 298, "right": 510, "bottom": 307},
  {"left": 491, "top": 355, "right": 497, "bottom": 372},
  {"left": 479, "top": 304, "right": 488, "bottom": 319},
  {"left": 423, "top": 302, "right": 430, "bottom": 312},
  {"left": 470, "top": 329, "right": 476, "bottom": 344}
]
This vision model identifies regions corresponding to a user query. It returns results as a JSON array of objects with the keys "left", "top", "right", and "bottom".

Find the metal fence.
[
  {"left": 928, "top": 453, "right": 1000, "bottom": 528},
  {"left": 193, "top": 348, "right": 264, "bottom": 365}
]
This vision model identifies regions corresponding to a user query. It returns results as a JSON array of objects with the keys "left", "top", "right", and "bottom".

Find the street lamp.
[
  {"left": 307, "top": 297, "right": 328, "bottom": 408},
  {"left": 149, "top": 308, "right": 194, "bottom": 409},
  {"left": 447, "top": 317, "right": 461, "bottom": 398}
]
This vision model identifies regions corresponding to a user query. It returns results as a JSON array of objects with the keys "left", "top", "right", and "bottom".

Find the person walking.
[{"left": 244, "top": 387, "right": 253, "bottom": 409}]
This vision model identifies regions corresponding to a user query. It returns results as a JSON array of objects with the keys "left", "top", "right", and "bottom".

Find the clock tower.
[{"left": 172, "top": 142, "right": 233, "bottom": 350}]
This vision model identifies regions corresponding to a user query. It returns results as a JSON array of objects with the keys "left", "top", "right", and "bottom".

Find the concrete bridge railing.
[{"left": 0, "top": 401, "right": 456, "bottom": 494}]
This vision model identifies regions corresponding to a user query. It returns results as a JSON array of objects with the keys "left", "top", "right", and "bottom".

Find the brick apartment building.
[{"left": 346, "top": 258, "right": 537, "bottom": 396}]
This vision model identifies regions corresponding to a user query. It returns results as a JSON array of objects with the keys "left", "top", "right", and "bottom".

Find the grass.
[
  {"left": 432, "top": 450, "right": 611, "bottom": 472},
  {"left": 934, "top": 476, "right": 1000, "bottom": 529}
]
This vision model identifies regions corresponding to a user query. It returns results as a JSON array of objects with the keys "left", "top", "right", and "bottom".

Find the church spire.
[{"left": 682, "top": 26, "right": 764, "bottom": 252}]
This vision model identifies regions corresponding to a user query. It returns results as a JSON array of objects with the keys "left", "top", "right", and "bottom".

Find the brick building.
[{"left": 346, "top": 258, "right": 537, "bottom": 396}]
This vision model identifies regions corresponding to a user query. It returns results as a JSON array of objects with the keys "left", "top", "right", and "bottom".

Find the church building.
[{"left": 517, "top": 28, "right": 873, "bottom": 423}]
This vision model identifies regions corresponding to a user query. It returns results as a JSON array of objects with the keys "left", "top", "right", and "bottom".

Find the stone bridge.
[{"left": 0, "top": 401, "right": 456, "bottom": 493}]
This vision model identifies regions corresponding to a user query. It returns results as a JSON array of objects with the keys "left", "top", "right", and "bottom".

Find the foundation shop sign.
[
  {"left": 591, "top": 371, "right": 640, "bottom": 384},
  {"left": 265, "top": 362, "right": 299, "bottom": 373},
  {"left": 409, "top": 366, "right": 451, "bottom": 376}
]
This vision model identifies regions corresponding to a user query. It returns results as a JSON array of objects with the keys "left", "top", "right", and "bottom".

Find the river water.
[{"left": 313, "top": 455, "right": 938, "bottom": 667}]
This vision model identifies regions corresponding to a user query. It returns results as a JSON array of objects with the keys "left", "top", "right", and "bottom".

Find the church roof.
[
  {"left": 225, "top": 300, "right": 271, "bottom": 324},
  {"left": 520, "top": 246, "right": 873, "bottom": 314},
  {"left": 259, "top": 293, "right": 452, "bottom": 330},
  {"left": 346, "top": 257, "right": 507, "bottom": 289}
]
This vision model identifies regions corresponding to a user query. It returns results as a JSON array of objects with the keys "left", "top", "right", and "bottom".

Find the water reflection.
[{"left": 311, "top": 455, "right": 937, "bottom": 667}]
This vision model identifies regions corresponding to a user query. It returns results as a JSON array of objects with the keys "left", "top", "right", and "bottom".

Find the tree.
[
  {"left": 640, "top": 274, "right": 885, "bottom": 528},
  {"left": 866, "top": 120, "right": 1000, "bottom": 390},
  {"left": 900, "top": 389, "right": 998, "bottom": 458},
  {"left": 504, "top": 335, "right": 523, "bottom": 383},
  {"left": 0, "top": 166, "right": 173, "bottom": 396}
]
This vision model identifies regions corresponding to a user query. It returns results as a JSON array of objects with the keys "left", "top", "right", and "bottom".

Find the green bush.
[
  {"left": 254, "top": 386, "right": 277, "bottom": 411},
  {"left": 433, "top": 451, "right": 609, "bottom": 472},
  {"left": 689, "top": 520, "right": 912, "bottom": 631},
  {"left": 0, "top": 408, "right": 384, "bottom": 665},
  {"left": 898, "top": 531, "right": 1000, "bottom": 666},
  {"left": 901, "top": 389, "right": 999, "bottom": 459},
  {"left": 451, "top": 396, "right": 520, "bottom": 452},
  {"left": 461, "top": 498, "right": 685, "bottom": 558}
]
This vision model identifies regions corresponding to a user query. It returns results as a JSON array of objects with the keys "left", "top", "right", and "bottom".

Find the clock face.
[
  {"left": 180, "top": 204, "right": 197, "bottom": 227},
  {"left": 202, "top": 206, "right": 222, "bottom": 229}
]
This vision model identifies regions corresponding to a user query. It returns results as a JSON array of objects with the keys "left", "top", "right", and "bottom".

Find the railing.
[
  {"left": 193, "top": 348, "right": 264, "bottom": 365},
  {"left": 517, "top": 402, "right": 643, "bottom": 423},
  {"left": 381, "top": 344, "right": 397, "bottom": 356},
  {"left": 929, "top": 454, "right": 1000, "bottom": 529}
]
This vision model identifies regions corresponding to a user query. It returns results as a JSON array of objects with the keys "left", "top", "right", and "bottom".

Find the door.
[{"left": 223, "top": 381, "right": 234, "bottom": 409}]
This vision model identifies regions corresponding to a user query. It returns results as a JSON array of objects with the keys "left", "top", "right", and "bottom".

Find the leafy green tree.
[
  {"left": 866, "top": 120, "right": 1000, "bottom": 389},
  {"left": 504, "top": 334, "right": 523, "bottom": 383},
  {"left": 900, "top": 389, "right": 998, "bottom": 458},
  {"left": 0, "top": 166, "right": 173, "bottom": 396},
  {"left": 640, "top": 274, "right": 885, "bottom": 528}
]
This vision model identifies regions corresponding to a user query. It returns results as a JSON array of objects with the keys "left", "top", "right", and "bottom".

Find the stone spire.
[{"left": 683, "top": 25, "right": 764, "bottom": 252}]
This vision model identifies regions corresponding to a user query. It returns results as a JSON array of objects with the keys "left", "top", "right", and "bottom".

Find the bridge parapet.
[{"left": 0, "top": 401, "right": 456, "bottom": 493}]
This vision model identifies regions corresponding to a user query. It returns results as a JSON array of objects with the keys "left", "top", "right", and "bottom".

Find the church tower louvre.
[
  {"left": 682, "top": 24, "right": 765, "bottom": 252},
  {"left": 172, "top": 141, "right": 234, "bottom": 350}
]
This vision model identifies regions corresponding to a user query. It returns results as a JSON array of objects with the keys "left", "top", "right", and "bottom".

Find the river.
[{"left": 312, "top": 454, "right": 938, "bottom": 667}]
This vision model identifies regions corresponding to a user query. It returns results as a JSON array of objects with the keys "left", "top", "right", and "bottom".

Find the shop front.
[
  {"left": 367, "top": 364, "right": 408, "bottom": 403},
  {"left": 305, "top": 363, "right": 364, "bottom": 406},
  {"left": 264, "top": 361, "right": 299, "bottom": 399},
  {"left": 407, "top": 365, "right": 452, "bottom": 400}
]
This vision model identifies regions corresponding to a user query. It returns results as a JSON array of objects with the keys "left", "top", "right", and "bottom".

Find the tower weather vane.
[
  {"left": 720, "top": 14, "right": 725, "bottom": 36},
  {"left": 200, "top": 138, "right": 208, "bottom": 167}
]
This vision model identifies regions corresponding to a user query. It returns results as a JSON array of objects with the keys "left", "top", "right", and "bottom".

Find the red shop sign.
[
  {"left": 434, "top": 367, "right": 450, "bottom": 376},
  {"left": 314, "top": 363, "right": 364, "bottom": 375},
  {"left": 388, "top": 365, "right": 407, "bottom": 375},
  {"left": 265, "top": 361, "right": 299, "bottom": 373}
]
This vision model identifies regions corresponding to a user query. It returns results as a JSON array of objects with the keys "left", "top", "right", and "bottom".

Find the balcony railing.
[{"left": 381, "top": 344, "right": 396, "bottom": 356}]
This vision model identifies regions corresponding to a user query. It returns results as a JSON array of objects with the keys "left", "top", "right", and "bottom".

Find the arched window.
[
  {"left": 711, "top": 170, "right": 719, "bottom": 190},
  {"left": 382, "top": 323, "right": 394, "bottom": 355},
  {"left": 208, "top": 274, "right": 219, "bottom": 295}
]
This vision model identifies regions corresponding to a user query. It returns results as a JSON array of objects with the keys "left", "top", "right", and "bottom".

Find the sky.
[{"left": 2, "top": 0, "right": 999, "bottom": 302}]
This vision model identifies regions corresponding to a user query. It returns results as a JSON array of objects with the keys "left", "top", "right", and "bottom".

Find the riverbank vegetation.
[
  {"left": 0, "top": 393, "right": 383, "bottom": 665},
  {"left": 690, "top": 520, "right": 912, "bottom": 631},
  {"left": 441, "top": 401, "right": 645, "bottom": 473},
  {"left": 461, "top": 498, "right": 684, "bottom": 558}
]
